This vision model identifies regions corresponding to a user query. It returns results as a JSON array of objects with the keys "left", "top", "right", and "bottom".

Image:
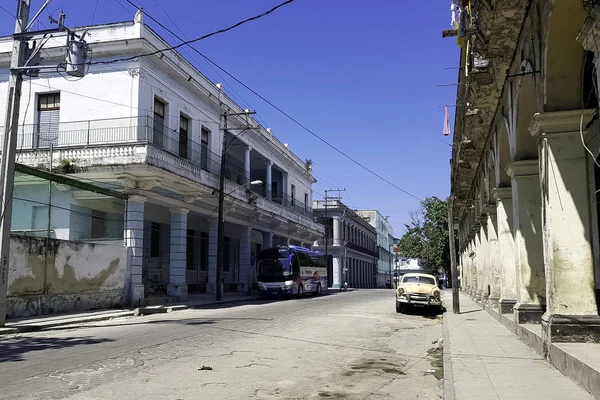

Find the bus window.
[{"left": 291, "top": 253, "right": 300, "bottom": 275}]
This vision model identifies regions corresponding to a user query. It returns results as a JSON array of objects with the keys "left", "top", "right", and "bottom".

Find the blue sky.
[{"left": 0, "top": 0, "right": 458, "bottom": 236}]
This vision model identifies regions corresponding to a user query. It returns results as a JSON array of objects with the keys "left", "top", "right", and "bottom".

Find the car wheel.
[
  {"left": 315, "top": 283, "right": 322, "bottom": 296},
  {"left": 396, "top": 301, "right": 402, "bottom": 313}
]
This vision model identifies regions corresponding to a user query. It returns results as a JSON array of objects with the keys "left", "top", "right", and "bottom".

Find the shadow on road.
[
  {"left": 189, "top": 291, "right": 341, "bottom": 310},
  {"left": 0, "top": 336, "right": 114, "bottom": 363},
  {"left": 400, "top": 306, "right": 446, "bottom": 319}
]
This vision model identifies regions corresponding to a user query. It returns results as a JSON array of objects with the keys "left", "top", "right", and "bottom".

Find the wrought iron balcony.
[{"left": 1, "top": 115, "right": 313, "bottom": 217}]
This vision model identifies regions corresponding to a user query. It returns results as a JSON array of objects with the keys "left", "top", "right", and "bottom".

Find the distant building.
[
  {"left": 355, "top": 210, "right": 394, "bottom": 288},
  {"left": 313, "top": 200, "right": 378, "bottom": 289}
]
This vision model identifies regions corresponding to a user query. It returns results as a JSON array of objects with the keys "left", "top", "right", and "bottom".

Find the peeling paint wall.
[{"left": 6, "top": 235, "right": 126, "bottom": 319}]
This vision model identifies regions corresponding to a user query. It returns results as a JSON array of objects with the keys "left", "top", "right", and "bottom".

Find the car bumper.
[
  {"left": 397, "top": 297, "right": 442, "bottom": 307},
  {"left": 259, "top": 288, "right": 293, "bottom": 296}
]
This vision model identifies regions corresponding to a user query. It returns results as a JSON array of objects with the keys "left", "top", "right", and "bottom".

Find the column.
[
  {"left": 125, "top": 195, "right": 146, "bottom": 306},
  {"left": 468, "top": 238, "right": 476, "bottom": 296},
  {"left": 486, "top": 206, "right": 501, "bottom": 307},
  {"left": 332, "top": 256, "right": 342, "bottom": 289},
  {"left": 507, "top": 160, "right": 545, "bottom": 324},
  {"left": 239, "top": 226, "right": 252, "bottom": 294},
  {"left": 494, "top": 188, "right": 518, "bottom": 314},
  {"left": 333, "top": 216, "right": 341, "bottom": 246},
  {"left": 265, "top": 161, "right": 273, "bottom": 200},
  {"left": 282, "top": 173, "right": 289, "bottom": 203},
  {"left": 479, "top": 218, "right": 490, "bottom": 303},
  {"left": 207, "top": 218, "right": 218, "bottom": 293},
  {"left": 168, "top": 208, "right": 189, "bottom": 301},
  {"left": 474, "top": 225, "right": 484, "bottom": 301},
  {"left": 244, "top": 145, "right": 252, "bottom": 184},
  {"left": 262, "top": 231, "right": 273, "bottom": 248},
  {"left": 532, "top": 111, "right": 600, "bottom": 343}
]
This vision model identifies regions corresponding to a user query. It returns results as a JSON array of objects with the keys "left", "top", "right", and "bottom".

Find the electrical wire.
[
  {"left": 91, "top": 0, "right": 102, "bottom": 24},
  {"left": 197, "top": 53, "right": 423, "bottom": 201},
  {"left": 111, "top": 4, "right": 422, "bottom": 201},
  {"left": 0, "top": 5, "right": 15, "bottom": 19},
  {"left": 89, "top": 0, "right": 296, "bottom": 66},
  {"left": 141, "top": 0, "right": 258, "bottom": 117}
]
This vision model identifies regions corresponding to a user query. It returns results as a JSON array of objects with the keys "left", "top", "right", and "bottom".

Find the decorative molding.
[
  {"left": 127, "top": 67, "right": 141, "bottom": 77},
  {"left": 138, "top": 179, "right": 160, "bottom": 190},
  {"left": 169, "top": 207, "right": 189, "bottom": 215},
  {"left": 491, "top": 187, "right": 512, "bottom": 201},
  {"left": 128, "top": 195, "right": 147, "bottom": 204},
  {"left": 118, "top": 177, "right": 137, "bottom": 189},
  {"left": 506, "top": 160, "right": 539, "bottom": 178},
  {"left": 183, "top": 195, "right": 199, "bottom": 204},
  {"left": 530, "top": 109, "right": 596, "bottom": 137}
]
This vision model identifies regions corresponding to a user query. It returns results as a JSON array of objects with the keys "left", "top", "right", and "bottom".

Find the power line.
[
  {"left": 0, "top": 5, "right": 15, "bottom": 18},
  {"left": 108, "top": 3, "right": 422, "bottom": 201},
  {"left": 91, "top": 0, "right": 102, "bottom": 24},
  {"left": 195, "top": 54, "right": 423, "bottom": 202},
  {"left": 129, "top": 0, "right": 259, "bottom": 121},
  {"left": 90, "top": 0, "right": 296, "bottom": 66}
]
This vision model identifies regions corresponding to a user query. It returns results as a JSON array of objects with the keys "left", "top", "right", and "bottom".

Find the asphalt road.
[{"left": 0, "top": 289, "right": 444, "bottom": 400}]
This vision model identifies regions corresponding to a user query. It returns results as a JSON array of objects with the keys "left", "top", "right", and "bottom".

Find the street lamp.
[{"left": 216, "top": 179, "right": 262, "bottom": 301}]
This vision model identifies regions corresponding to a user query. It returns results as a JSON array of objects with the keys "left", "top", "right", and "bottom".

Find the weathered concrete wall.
[{"left": 6, "top": 235, "right": 126, "bottom": 319}]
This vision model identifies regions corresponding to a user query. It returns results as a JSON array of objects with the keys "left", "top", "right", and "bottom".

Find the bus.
[{"left": 256, "top": 245, "right": 328, "bottom": 297}]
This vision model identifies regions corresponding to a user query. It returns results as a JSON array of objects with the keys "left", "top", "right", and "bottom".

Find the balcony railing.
[{"left": 1, "top": 115, "right": 313, "bottom": 217}]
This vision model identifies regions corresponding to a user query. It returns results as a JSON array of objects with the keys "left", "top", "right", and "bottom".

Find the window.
[
  {"left": 153, "top": 98, "right": 165, "bottom": 147},
  {"left": 32, "top": 205, "right": 49, "bottom": 231},
  {"left": 200, "top": 231, "right": 208, "bottom": 271},
  {"left": 223, "top": 237, "right": 231, "bottom": 272},
  {"left": 291, "top": 184, "right": 296, "bottom": 207},
  {"left": 37, "top": 92, "right": 60, "bottom": 147},
  {"left": 179, "top": 115, "right": 189, "bottom": 159},
  {"left": 201, "top": 127, "right": 210, "bottom": 170},
  {"left": 150, "top": 222, "right": 160, "bottom": 258},
  {"left": 186, "top": 229, "right": 195, "bottom": 270},
  {"left": 271, "top": 181, "right": 278, "bottom": 200},
  {"left": 91, "top": 210, "right": 107, "bottom": 239},
  {"left": 304, "top": 193, "right": 308, "bottom": 211}
]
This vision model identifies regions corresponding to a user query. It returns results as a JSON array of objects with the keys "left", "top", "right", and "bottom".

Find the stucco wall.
[{"left": 6, "top": 235, "right": 126, "bottom": 318}]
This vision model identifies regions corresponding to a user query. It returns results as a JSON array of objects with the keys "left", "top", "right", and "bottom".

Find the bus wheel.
[
  {"left": 297, "top": 284, "right": 304, "bottom": 298},
  {"left": 315, "top": 283, "right": 322, "bottom": 296}
]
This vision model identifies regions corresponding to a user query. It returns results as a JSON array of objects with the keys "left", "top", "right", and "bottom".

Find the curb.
[
  {"left": 2, "top": 310, "right": 136, "bottom": 334},
  {"left": 442, "top": 307, "right": 456, "bottom": 400},
  {"left": 1, "top": 296, "right": 262, "bottom": 335}
]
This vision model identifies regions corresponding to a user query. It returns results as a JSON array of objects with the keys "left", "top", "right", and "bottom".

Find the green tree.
[{"left": 397, "top": 196, "right": 450, "bottom": 277}]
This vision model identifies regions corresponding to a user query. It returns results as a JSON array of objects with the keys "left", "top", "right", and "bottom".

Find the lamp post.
[{"left": 216, "top": 179, "right": 262, "bottom": 301}]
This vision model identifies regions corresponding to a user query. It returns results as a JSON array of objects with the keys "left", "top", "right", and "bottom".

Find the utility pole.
[
  {"left": 0, "top": 0, "right": 30, "bottom": 327},
  {"left": 448, "top": 195, "right": 460, "bottom": 314},
  {"left": 216, "top": 107, "right": 256, "bottom": 301},
  {"left": 0, "top": 1, "right": 88, "bottom": 326}
]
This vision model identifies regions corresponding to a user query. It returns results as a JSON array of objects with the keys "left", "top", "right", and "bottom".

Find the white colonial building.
[
  {"left": 355, "top": 210, "right": 394, "bottom": 288},
  {"left": 0, "top": 11, "right": 323, "bottom": 305},
  {"left": 312, "top": 200, "right": 378, "bottom": 289}
]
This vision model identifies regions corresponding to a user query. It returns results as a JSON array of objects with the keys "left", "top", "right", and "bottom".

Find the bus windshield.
[{"left": 257, "top": 248, "right": 293, "bottom": 280}]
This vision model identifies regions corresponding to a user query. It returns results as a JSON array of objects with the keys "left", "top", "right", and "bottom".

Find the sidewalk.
[
  {"left": 0, "top": 292, "right": 260, "bottom": 336},
  {"left": 443, "top": 292, "right": 595, "bottom": 400}
]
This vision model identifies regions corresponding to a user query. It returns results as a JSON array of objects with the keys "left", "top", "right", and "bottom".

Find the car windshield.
[{"left": 402, "top": 276, "right": 436, "bottom": 285}]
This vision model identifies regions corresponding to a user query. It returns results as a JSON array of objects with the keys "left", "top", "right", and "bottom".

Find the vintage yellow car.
[{"left": 395, "top": 272, "right": 442, "bottom": 313}]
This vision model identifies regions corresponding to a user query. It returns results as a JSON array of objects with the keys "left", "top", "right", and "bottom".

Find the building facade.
[
  {"left": 0, "top": 12, "right": 323, "bottom": 305},
  {"left": 448, "top": 0, "right": 600, "bottom": 350},
  {"left": 355, "top": 210, "right": 394, "bottom": 288},
  {"left": 313, "top": 200, "right": 378, "bottom": 289}
]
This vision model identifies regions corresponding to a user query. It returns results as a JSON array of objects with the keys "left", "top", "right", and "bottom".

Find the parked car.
[{"left": 395, "top": 272, "right": 442, "bottom": 313}]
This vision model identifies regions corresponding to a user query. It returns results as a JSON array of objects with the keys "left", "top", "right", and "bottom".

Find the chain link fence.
[{"left": 10, "top": 167, "right": 126, "bottom": 245}]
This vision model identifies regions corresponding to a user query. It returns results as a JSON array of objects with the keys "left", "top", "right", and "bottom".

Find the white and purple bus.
[{"left": 256, "top": 245, "right": 328, "bottom": 297}]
